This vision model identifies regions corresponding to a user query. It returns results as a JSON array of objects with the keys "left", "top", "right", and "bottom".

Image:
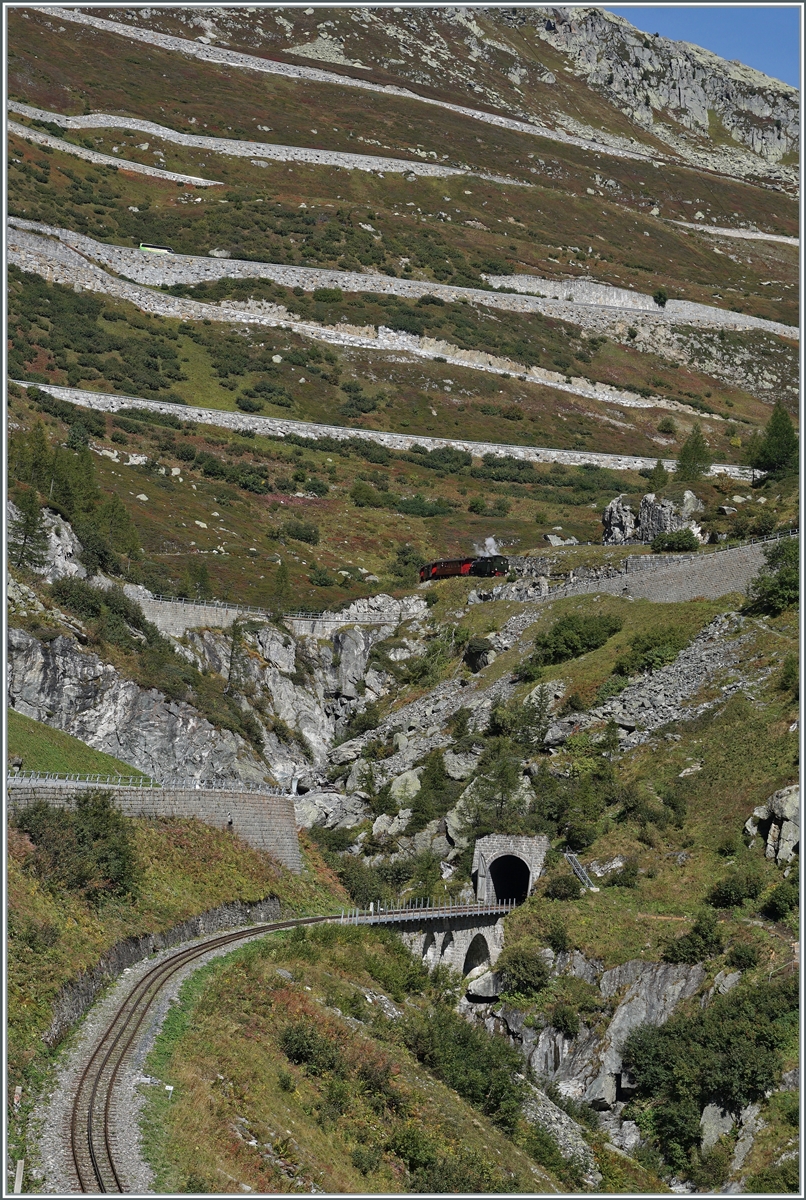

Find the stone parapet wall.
[{"left": 7, "top": 779, "right": 302, "bottom": 871}]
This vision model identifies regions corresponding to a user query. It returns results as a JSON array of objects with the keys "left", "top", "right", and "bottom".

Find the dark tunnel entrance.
[{"left": 488, "top": 855, "right": 531, "bottom": 905}]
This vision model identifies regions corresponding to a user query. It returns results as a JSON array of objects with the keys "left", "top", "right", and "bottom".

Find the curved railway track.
[
  {"left": 68, "top": 900, "right": 512, "bottom": 1192},
  {"left": 68, "top": 914, "right": 332, "bottom": 1193}
]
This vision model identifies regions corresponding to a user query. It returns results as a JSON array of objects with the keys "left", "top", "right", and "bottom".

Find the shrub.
[
  {"left": 280, "top": 519, "right": 320, "bottom": 545},
  {"left": 657, "top": 416, "right": 677, "bottom": 436},
  {"left": 549, "top": 1002, "right": 580, "bottom": 1038},
  {"left": 235, "top": 395, "right": 263, "bottom": 412},
  {"left": 651, "top": 529, "right": 699, "bottom": 552},
  {"left": 400, "top": 1003, "right": 527, "bottom": 1132},
  {"left": 279, "top": 1020, "right": 344, "bottom": 1075},
  {"left": 763, "top": 881, "right": 799, "bottom": 921},
  {"left": 663, "top": 908, "right": 723, "bottom": 963},
  {"left": 653, "top": 287, "right": 668, "bottom": 308},
  {"left": 708, "top": 869, "right": 764, "bottom": 908},
  {"left": 309, "top": 566, "right": 335, "bottom": 587},
  {"left": 497, "top": 945, "right": 550, "bottom": 996},
  {"left": 529, "top": 613, "right": 623, "bottom": 667},
  {"left": 312, "top": 287, "right": 343, "bottom": 302},
  {"left": 545, "top": 876, "right": 582, "bottom": 901},
  {"left": 605, "top": 863, "right": 639, "bottom": 889},
  {"left": 746, "top": 1159, "right": 800, "bottom": 1194},
  {"left": 746, "top": 538, "right": 798, "bottom": 615},
  {"left": 614, "top": 626, "right": 689, "bottom": 676},
  {"left": 343, "top": 701, "right": 381, "bottom": 739},
  {"left": 351, "top": 1145, "right": 381, "bottom": 1175},
  {"left": 727, "top": 943, "right": 760, "bottom": 970},
  {"left": 13, "top": 790, "right": 140, "bottom": 904}
]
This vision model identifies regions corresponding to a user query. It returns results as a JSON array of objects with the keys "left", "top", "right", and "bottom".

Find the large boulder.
[
  {"left": 638, "top": 490, "right": 705, "bottom": 543},
  {"left": 745, "top": 783, "right": 799, "bottom": 863},
  {"left": 602, "top": 495, "right": 638, "bottom": 544}
]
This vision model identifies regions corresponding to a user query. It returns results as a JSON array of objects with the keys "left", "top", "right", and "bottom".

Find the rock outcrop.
[
  {"left": 7, "top": 627, "right": 266, "bottom": 781},
  {"left": 602, "top": 490, "right": 706, "bottom": 545},
  {"left": 602, "top": 495, "right": 638, "bottom": 545},
  {"left": 745, "top": 784, "right": 800, "bottom": 863},
  {"left": 7, "top": 500, "right": 87, "bottom": 583}
]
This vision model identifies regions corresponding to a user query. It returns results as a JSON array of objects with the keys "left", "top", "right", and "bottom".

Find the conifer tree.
[
  {"left": 9, "top": 490, "right": 49, "bottom": 571},
  {"left": 745, "top": 403, "right": 798, "bottom": 477},
  {"left": 675, "top": 422, "right": 712, "bottom": 481}
]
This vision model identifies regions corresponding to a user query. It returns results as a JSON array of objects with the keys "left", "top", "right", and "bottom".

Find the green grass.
[{"left": 7, "top": 709, "right": 146, "bottom": 776}]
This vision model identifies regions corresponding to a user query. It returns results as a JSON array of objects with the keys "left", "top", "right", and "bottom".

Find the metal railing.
[
  {"left": 565, "top": 852, "right": 598, "bottom": 891},
  {"left": 6, "top": 770, "right": 287, "bottom": 794},
  {"left": 339, "top": 896, "right": 518, "bottom": 925}
]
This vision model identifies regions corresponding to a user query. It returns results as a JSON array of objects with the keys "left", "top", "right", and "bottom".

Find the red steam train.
[{"left": 419, "top": 554, "right": 509, "bottom": 582}]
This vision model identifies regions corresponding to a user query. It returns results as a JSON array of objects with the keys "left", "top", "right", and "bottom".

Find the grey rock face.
[
  {"left": 443, "top": 750, "right": 479, "bottom": 780},
  {"left": 583, "top": 962, "right": 705, "bottom": 1109},
  {"left": 293, "top": 790, "right": 369, "bottom": 830},
  {"left": 700, "top": 1103, "right": 734, "bottom": 1152},
  {"left": 638, "top": 490, "right": 705, "bottom": 543},
  {"left": 7, "top": 628, "right": 265, "bottom": 781},
  {"left": 7, "top": 501, "right": 87, "bottom": 583},
  {"left": 531, "top": 6, "right": 798, "bottom": 169},
  {"left": 522, "top": 1082, "right": 602, "bottom": 1187},
  {"left": 746, "top": 783, "right": 800, "bottom": 863},
  {"left": 602, "top": 495, "right": 638, "bottom": 545}
]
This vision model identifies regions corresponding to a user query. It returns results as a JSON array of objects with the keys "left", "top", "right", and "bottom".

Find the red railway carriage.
[{"left": 419, "top": 555, "right": 508, "bottom": 582}]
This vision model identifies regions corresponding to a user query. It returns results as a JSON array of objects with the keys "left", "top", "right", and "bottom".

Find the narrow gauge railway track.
[
  {"left": 69, "top": 914, "right": 332, "bottom": 1194},
  {"left": 68, "top": 901, "right": 513, "bottom": 1192}
]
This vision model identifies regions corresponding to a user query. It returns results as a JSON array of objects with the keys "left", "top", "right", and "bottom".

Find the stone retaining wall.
[
  {"left": 14, "top": 381, "right": 756, "bottom": 481},
  {"left": 6, "top": 779, "right": 302, "bottom": 871},
  {"left": 41, "top": 895, "right": 283, "bottom": 1048}
]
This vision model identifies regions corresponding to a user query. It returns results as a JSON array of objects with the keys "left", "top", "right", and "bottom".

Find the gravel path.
[
  {"left": 8, "top": 121, "right": 223, "bottom": 187},
  {"left": 7, "top": 102, "right": 523, "bottom": 186},
  {"left": 12, "top": 379, "right": 755, "bottom": 480},
  {"left": 37, "top": 5, "right": 655, "bottom": 166},
  {"left": 29, "top": 924, "right": 286, "bottom": 1195}
]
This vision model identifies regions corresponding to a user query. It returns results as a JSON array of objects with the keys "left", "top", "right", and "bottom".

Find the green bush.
[
  {"left": 727, "top": 943, "right": 760, "bottom": 970},
  {"left": 497, "top": 945, "right": 550, "bottom": 996},
  {"left": 763, "top": 881, "right": 799, "bottom": 921},
  {"left": 651, "top": 529, "right": 699, "bottom": 553},
  {"left": 746, "top": 538, "right": 798, "bottom": 615},
  {"left": 614, "top": 626, "right": 689, "bottom": 676},
  {"left": 545, "top": 876, "right": 582, "bottom": 901},
  {"left": 400, "top": 1003, "right": 527, "bottom": 1132},
  {"left": 528, "top": 613, "right": 623, "bottom": 668},
  {"left": 708, "top": 868, "right": 764, "bottom": 908},
  {"left": 663, "top": 908, "right": 723, "bottom": 964},
  {"left": 279, "top": 1020, "right": 344, "bottom": 1075},
  {"left": 746, "top": 1159, "right": 800, "bottom": 1194},
  {"left": 312, "top": 287, "right": 343, "bottom": 303},
  {"left": 13, "top": 790, "right": 140, "bottom": 905},
  {"left": 280, "top": 519, "right": 320, "bottom": 545}
]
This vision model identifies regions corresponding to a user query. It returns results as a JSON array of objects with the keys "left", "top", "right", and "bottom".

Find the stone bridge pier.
[{"left": 397, "top": 912, "right": 505, "bottom": 976}]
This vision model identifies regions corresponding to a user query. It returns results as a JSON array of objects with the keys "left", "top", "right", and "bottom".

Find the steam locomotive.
[{"left": 419, "top": 555, "right": 508, "bottom": 582}]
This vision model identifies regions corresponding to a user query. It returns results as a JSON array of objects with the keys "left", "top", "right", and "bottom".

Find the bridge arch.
[{"left": 462, "top": 932, "right": 490, "bottom": 976}]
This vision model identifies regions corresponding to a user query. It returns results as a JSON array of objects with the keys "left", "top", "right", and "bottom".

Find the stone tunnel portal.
[{"left": 488, "top": 854, "right": 531, "bottom": 905}]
